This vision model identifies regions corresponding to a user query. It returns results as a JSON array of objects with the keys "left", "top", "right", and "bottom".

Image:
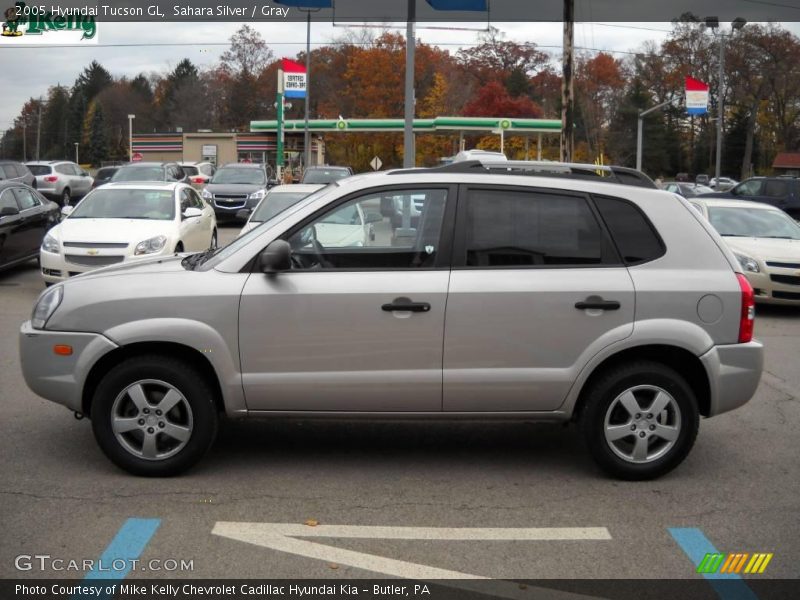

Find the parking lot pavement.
[{"left": 1, "top": 234, "right": 798, "bottom": 586}]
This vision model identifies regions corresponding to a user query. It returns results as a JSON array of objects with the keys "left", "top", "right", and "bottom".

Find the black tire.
[
  {"left": 174, "top": 242, "right": 184, "bottom": 253},
  {"left": 210, "top": 230, "right": 218, "bottom": 250},
  {"left": 580, "top": 361, "right": 699, "bottom": 481},
  {"left": 90, "top": 355, "right": 218, "bottom": 476},
  {"left": 61, "top": 188, "right": 71, "bottom": 207}
]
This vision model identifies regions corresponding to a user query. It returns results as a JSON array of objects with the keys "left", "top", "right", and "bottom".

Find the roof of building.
[{"left": 772, "top": 152, "right": 800, "bottom": 169}]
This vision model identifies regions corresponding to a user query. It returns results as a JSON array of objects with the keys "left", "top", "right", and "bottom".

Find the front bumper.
[
  {"left": 39, "top": 247, "right": 170, "bottom": 284},
  {"left": 700, "top": 340, "right": 764, "bottom": 417},
  {"left": 19, "top": 321, "right": 118, "bottom": 413},
  {"left": 743, "top": 268, "right": 800, "bottom": 305}
]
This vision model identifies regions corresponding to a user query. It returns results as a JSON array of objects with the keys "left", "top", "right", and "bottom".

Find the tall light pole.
[
  {"left": 637, "top": 99, "right": 675, "bottom": 173},
  {"left": 299, "top": 8, "right": 319, "bottom": 171},
  {"left": 403, "top": 0, "right": 416, "bottom": 168},
  {"left": 128, "top": 114, "right": 135, "bottom": 163},
  {"left": 704, "top": 16, "right": 746, "bottom": 181},
  {"left": 74, "top": 142, "right": 79, "bottom": 164}
]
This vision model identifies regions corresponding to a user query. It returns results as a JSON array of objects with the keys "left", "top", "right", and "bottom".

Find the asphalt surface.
[{"left": 1, "top": 223, "right": 798, "bottom": 590}]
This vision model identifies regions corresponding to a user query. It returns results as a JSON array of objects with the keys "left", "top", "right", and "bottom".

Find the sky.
[{"left": 2, "top": 20, "right": 798, "bottom": 133}]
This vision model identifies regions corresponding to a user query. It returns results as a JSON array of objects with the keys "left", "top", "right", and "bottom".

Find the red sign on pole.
[{"left": 131, "top": 152, "right": 143, "bottom": 162}]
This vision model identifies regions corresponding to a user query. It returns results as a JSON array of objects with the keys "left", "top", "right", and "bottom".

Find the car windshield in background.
[
  {"left": 211, "top": 168, "right": 265, "bottom": 185},
  {"left": 181, "top": 166, "right": 199, "bottom": 176},
  {"left": 709, "top": 207, "right": 800, "bottom": 239},
  {"left": 28, "top": 165, "right": 51, "bottom": 176},
  {"left": 251, "top": 192, "right": 311, "bottom": 222},
  {"left": 69, "top": 189, "right": 175, "bottom": 220},
  {"left": 302, "top": 169, "right": 350, "bottom": 184},
  {"left": 112, "top": 167, "right": 165, "bottom": 182}
]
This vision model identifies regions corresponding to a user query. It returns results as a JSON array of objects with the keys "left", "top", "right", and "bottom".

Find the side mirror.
[
  {"left": 365, "top": 212, "right": 383, "bottom": 224},
  {"left": 236, "top": 208, "right": 251, "bottom": 221},
  {"left": 182, "top": 207, "right": 203, "bottom": 219},
  {"left": 259, "top": 239, "right": 291, "bottom": 274},
  {"left": 60, "top": 206, "right": 74, "bottom": 217},
  {"left": 0, "top": 205, "right": 20, "bottom": 217}
]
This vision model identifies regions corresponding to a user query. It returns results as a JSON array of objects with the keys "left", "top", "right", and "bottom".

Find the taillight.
[
  {"left": 191, "top": 176, "right": 205, "bottom": 184},
  {"left": 737, "top": 273, "right": 755, "bottom": 343},
  {"left": 44, "top": 175, "right": 58, "bottom": 182}
]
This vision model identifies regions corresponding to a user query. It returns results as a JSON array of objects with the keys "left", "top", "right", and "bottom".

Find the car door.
[
  {"left": 12, "top": 187, "right": 49, "bottom": 257},
  {"left": 238, "top": 185, "right": 455, "bottom": 411},
  {"left": 757, "top": 179, "right": 799, "bottom": 219},
  {"left": 729, "top": 179, "right": 764, "bottom": 202},
  {"left": 0, "top": 188, "right": 25, "bottom": 264},
  {"left": 443, "top": 185, "right": 635, "bottom": 412},
  {"left": 188, "top": 188, "right": 214, "bottom": 248},
  {"left": 176, "top": 188, "right": 202, "bottom": 250}
]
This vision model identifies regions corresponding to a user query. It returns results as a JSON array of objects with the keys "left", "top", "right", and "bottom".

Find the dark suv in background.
[
  {"left": 0, "top": 161, "right": 36, "bottom": 188},
  {"left": 201, "top": 163, "right": 269, "bottom": 222},
  {"left": 700, "top": 176, "right": 800, "bottom": 219}
]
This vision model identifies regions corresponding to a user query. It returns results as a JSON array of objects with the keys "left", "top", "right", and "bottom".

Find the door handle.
[
  {"left": 381, "top": 299, "right": 431, "bottom": 313},
  {"left": 575, "top": 299, "right": 621, "bottom": 311}
]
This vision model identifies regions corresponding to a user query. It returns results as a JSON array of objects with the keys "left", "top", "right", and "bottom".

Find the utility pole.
[
  {"left": 299, "top": 8, "right": 319, "bottom": 170},
  {"left": 276, "top": 68, "right": 285, "bottom": 181},
  {"left": 560, "top": 0, "right": 574, "bottom": 162},
  {"left": 636, "top": 99, "right": 675, "bottom": 172},
  {"left": 403, "top": 0, "right": 416, "bottom": 168},
  {"left": 36, "top": 100, "right": 42, "bottom": 161}
]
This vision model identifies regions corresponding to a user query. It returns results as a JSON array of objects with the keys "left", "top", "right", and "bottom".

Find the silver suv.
[
  {"left": 26, "top": 161, "right": 94, "bottom": 206},
  {"left": 19, "top": 162, "right": 763, "bottom": 479}
]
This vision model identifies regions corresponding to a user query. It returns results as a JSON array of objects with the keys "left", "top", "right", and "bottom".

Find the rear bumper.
[
  {"left": 19, "top": 320, "right": 118, "bottom": 413},
  {"left": 700, "top": 340, "right": 764, "bottom": 417}
]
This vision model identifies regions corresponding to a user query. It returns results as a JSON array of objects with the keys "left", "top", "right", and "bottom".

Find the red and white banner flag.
[
  {"left": 685, "top": 76, "right": 709, "bottom": 115},
  {"left": 282, "top": 58, "right": 307, "bottom": 99}
]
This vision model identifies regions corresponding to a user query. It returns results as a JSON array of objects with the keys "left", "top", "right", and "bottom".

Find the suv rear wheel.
[
  {"left": 61, "top": 188, "right": 70, "bottom": 206},
  {"left": 90, "top": 355, "right": 218, "bottom": 476},
  {"left": 580, "top": 361, "right": 699, "bottom": 480}
]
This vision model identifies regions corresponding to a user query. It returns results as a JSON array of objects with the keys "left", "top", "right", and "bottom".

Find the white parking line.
[{"left": 212, "top": 522, "right": 611, "bottom": 600}]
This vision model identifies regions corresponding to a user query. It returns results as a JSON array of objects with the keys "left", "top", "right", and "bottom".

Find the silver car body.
[
  {"left": 26, "top": 161, "right": 93, "bottom": 203},
  {"left": 20, "top": 171, "right": 762, "bottom": 427}
]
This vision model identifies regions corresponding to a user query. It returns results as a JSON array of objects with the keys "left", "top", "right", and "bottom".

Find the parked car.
[
  {"left": 300, "top": 165, "right": 353, "bottom": 185},
  {"left": 237, "top": 184, "right": 324, "bottom": 237},
  {"left": 709, "top": 177, "right": 738, "bottom": 192},
  {"left": 690, "top": 197, "right": 800, "bottom": 305},
  {"left": 201, "top": 163, "right": 269, "bottom": 222},
  {"left": 26, "top": 161, "right": 93, "bottom": 206},
  {"left": 0, "top": 182, "right": 59, "bottom": 272},
  {"left": 39, "top": 182, "right": 217, "bottom": 285},
  {"left": 663, "top": 181, "right": 715, "bottom": 198},
  {"left": 695, "top": 174, "right": 710, "bottom": 186},
  {"left": 91, "top": 166, "right": 119, "bottom": 189},
  {"left": 0, "top": 160, "right": 37, "bottom": 188},
  {"left": 19, "top": 162, "right": 763, "bottom": 479},
  {"left": 110, "top": 162, "right": 188, "bottom": 184},
  {"left": 699, "top": 176, "right": 800, "bottom": 220},
  {"left": 179, "top": 162, "right": 216, "bottom": 188}
]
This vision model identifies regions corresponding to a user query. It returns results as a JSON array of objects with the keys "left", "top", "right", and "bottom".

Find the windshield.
[
  {"left": 28, "top": 165, "right": 51, "bottom": 176},
  {"left": 251, "top": 191, "right": 313, "bottom": 222},
  {"left": 709, "top": 207, "right": 800, "bottom": 240},
  {"left": 302, "top": 169, "right": 350, "bottom": 184},
  {"left": 69, "top": 189, "right": 176, "bottom": 220},
  {"left": 211, "top": 168, "right": 265, "bottom": 185},
  {"left": 112, "top": 166, "right": 165, "bottom": 182}
]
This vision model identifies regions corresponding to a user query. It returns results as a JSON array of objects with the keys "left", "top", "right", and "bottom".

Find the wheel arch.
[
  {"left": 82, "top": 341, "right": 225, "bottom": 417},
  {"left": 572, "top": 345, "right": 711, "bottom": 420}
]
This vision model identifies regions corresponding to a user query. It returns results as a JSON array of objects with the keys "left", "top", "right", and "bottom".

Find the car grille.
[
  {"left": 772, "top": 290, "right": 800, "bottom": 300},
  {"left": 213, "top": 193, "right": 248, "bottom": 200},
  {"left": 214, "top": 198, "right": 246, "bottom": 209},
  {"left": 770, "top": 274, "right": 800, "bottom": 286},
  {"left": 766, "top": 261, "right": 800, "bottom": 269},
  {"left": 63, "top": 242, "right": 129, "bottom": 249},
  {"left": 65, "top": 255, "right": 125, "bottom": 267}
]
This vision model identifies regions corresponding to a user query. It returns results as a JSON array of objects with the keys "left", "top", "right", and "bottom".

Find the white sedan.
[
  {"left": 40, "top": 182, "right": 217, "bottom": 285},
  {"left": 237, "top": 184, "right": 324, "bottom": 237},
  {"left": 691, "top": 197, "right": 800, "bottom": 305}
]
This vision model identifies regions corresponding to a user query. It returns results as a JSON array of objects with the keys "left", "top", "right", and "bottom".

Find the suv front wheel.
[
  {"left": 90, "top": 355, "right": 218, "bottom": 476},
  {"left": 580, "top": 361, "right": 699, "bottom": 480}
]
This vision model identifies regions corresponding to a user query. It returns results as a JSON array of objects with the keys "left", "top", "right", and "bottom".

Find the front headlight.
[
  {"left": 735, "top": 253, "right": 760, "bottom": 273},
  {"left": 134, "top": 235, "right": 168, "bottom": 256},
  {"left": 41, "top": 233, "right": 60, "bottom": 254},
  {"left": 31, "top": 285, "right": 63, "bottom": 330},
  {"left": 249, "top": 190, "right": 266, "bottom": 200},
  {"left": 201, "top": 189, "right": 212, "bottom": 199}
]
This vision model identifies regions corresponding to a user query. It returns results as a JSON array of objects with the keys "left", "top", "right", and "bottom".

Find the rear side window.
[
  {"left": 764, "top": 179, "right": 789, "bottom": 198},
  {"left": 593, "top": 195, "right": 665, "bottom": 265},
  {"left": 463, "top": 188, "right": 606, "bottom": 267}
]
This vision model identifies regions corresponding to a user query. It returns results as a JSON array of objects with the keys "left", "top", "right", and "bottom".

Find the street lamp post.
[
  {"left": 128, "top": 114, "right": 135, "bottom": 163},
  {"left": 636, "top": 99, "right": 676, "bottom": 173},
  {"left": 298, "top": 8, "right": 319, "bottom": 171},
  {"left": 74, "top": 142, "right": 79, "bottom": 164},
  {"left": 704, "top": 16, "right": 746, "bottom": 182}
]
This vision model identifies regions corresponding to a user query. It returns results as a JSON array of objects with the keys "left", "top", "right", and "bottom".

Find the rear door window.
[
  {"left": 764, "top": 179, "right": 789, "bottom": 198},
  {"left": 13, "top": 187, "right": 40, "bottom": 210},
  {"left": 0, "top": 189, "right": 19, "bottom": 212}
]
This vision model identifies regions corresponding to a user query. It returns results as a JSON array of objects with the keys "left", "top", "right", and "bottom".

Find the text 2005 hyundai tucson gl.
[{"left": 20, "top": 164, "right": 763, "bottom": 479}]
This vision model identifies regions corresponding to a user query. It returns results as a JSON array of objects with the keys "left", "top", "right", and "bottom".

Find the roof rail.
[{"left": 390, "top": 159, "right": 657, "bottom": 189}]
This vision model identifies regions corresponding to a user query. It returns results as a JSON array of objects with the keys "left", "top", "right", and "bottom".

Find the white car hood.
[
  {"left": 724, "top": 237, "right": 800, "bottom": 262},
  {"left": 54, "top": 218, "right": 175, "bottom": 243}
]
